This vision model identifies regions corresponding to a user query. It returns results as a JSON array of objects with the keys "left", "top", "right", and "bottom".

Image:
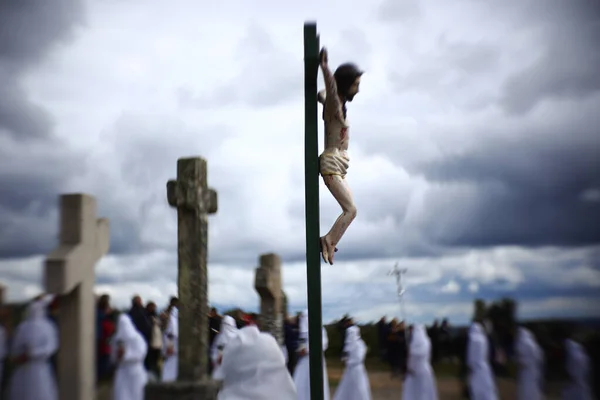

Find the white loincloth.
[{"left": 320, "top": 151, "right": 350, "bottom": 177}]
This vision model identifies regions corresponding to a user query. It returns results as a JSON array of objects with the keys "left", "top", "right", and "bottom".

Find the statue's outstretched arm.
[{"left": 320, "top": 48, "right": 343, "bottom": 121}]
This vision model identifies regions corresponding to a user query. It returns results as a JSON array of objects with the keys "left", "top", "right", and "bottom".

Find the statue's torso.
[
  {"left": 322, "top": 102, "right": 349, "bottom": 155},
  {"left": 320, "top": 102, "right": 350, "bottom": 176}
]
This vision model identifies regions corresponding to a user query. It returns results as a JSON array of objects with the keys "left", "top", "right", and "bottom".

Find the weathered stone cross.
[
  {"left": 167, "top": 156, "right": 217, "bottom": 380},
  {"left": 254, "top": 252, "right": 285, "bottom": 345},
  {"left": 146, "top": 156, "right": 219, "bottom": 399},
  {"left": 44, "top": 194, "right": 110, "bottom": 400}
]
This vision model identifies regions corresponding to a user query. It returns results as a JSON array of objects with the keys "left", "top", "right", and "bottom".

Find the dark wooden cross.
[
  {"left": 303, "top": 22, "right": 325, "bottom": 400},
  {"left": 166, "top": 157, "right": 218, "bottom": 381}
]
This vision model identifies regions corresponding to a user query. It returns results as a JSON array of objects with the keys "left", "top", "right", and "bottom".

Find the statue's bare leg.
[{"left": 321, "top": 175, "right": 357, "bottom": 265}]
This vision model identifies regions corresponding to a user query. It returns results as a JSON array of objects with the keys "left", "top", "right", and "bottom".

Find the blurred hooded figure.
[
  {"left": 402, "top": 324, "right": 438, "bottom": 400},
  {"left": 211, "top": 315, "right": 239, "bottom": 380},
  {"left": 467, "top": 322, "right": 498, "bottom": 400},
  {"left": 111, "top": 314, "right": 148, "bottom": 400},
  {"left": 161, "top": 305, "right": 178, "bottom": 382},
  {"left": 216, "top": 325, "right": 296, "bottom": 400},
  {"left": 515, "top": 327, "right": 544, "bottom": 400},
  {"left": 332, "top": 325, "right": 372, "bottom": 400},
  {"left": 293, "top": 309, "right": 330, "bottom": 400},
  {"left": 562, "top": 337, "right": 593, "bottom": 400},
  {"left": 7, "top": 295, "right": 58, "bottom": 400}
]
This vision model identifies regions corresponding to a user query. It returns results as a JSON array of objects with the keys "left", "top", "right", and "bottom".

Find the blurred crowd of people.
[
  {"left": 0, "top": 294, "right": 596, "bottom": 400},
  {"left": 95, "top": 293, "right": 262, "bottom": 382},
  {"left": 95, "top": 293, "right": 179, "bottom": 382},
  {"left": 374, "top": 317, "right": 453, "bottom": 377}
]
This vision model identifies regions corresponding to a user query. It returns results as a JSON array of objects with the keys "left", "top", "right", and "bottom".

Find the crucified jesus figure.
[{"left": 318, "top": 47, "right": 363, "bottom": 265}]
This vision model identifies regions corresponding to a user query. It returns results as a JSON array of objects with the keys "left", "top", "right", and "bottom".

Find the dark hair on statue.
[
  {"left": 334, "top": 63, "right": 363, "bottom": 118},
  {"left": 334, "top": 63, "right": 363, "bottom": 97},
  {"left": 318, "top": 63, "right": 363, "bottom": 119}
]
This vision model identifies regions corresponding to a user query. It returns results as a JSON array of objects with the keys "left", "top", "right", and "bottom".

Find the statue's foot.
[
  {"left": 319, "top": 237, "right": 337, "bottom": 265},
  {"left": 319, "top": 237, "right": 329, "bottom": 264},
  {"left": 318, "top": 238, "right": 338, "bottom": 254}
]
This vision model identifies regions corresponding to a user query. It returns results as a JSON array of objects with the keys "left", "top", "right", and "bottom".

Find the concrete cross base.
[{"left": 145, "top": 380, "right": 221, "bottom": 400}]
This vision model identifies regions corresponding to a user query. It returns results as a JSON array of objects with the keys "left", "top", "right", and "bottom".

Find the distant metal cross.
[
  {"left": 388, "top": 263, "right": 408, "bottom": 325},
  {"left": 388, "top": 262, "right": 408, "bottom": 297}
]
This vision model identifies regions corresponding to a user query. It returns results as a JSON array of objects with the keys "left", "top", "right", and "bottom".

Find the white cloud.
[
  {"left": 2, "top": 245, "right": 599, "bottom": 325},
  {"left": 441, "top": 280, "right": 461, "bottom": 294}
]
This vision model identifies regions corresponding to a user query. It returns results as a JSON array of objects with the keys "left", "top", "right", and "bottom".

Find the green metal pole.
[{"left": 303, "top": 22, "right": 324, "bottom": 400}]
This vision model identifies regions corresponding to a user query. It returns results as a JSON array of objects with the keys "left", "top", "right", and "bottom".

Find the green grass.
[{"left": 431, "top": 361, "right": 461, "bottom": 377}]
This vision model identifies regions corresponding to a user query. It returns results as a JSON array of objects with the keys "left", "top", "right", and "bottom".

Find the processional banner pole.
[{"left": 303, "top": 21, "right": 325, "bottom": 400}]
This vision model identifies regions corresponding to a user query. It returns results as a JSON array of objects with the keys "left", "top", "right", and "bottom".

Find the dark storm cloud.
[
  {"left": 0, "top": 0, "right": 85, "bottom": 141},
  {"left": 0, "top": 79, "right": 53, "bottom": 141},
  {"left": 0, "top": 135, "right": 88, "bottom": 258},
  {"left": 101, "top": 212, "right": 144, "bottom": 255},
  {"left": 414, "top": 98, "right": 600, "bottom": 248},
  {"left": 0, "top": 1, "right": 84, "bottom": 66},
  {"left": 0, "top": 172, "right": 58, "bottom": 258},
  {"left": 499, "top": 1, "right": 600, "bottom": 115},
  {"left": 372, "top": 0, "right": 600, "bottom": 251},
  {"left": 0, "top": 0, "right": 86, "bottom": 257}
]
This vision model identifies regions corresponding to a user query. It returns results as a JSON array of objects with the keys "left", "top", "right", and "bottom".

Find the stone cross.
[
  {"left": 146, "top": 156, "right": 219, "bottom": 400},
  {"left": 44, "top": 194, "right": 109, "bottom": 400},
  {"left": 254, "top": 253, "right": 284, "bottom": 345}
]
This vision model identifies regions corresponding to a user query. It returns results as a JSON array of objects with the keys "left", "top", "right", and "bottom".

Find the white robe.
[
  {"left": 281, "top": 345, "right": 289, "bottom": 364},
  {"left": 562, "top": 339, "right": 593, "bottom": 400},
  {"left": 0, "top": 324, "right": 7, "bottom": 392},
  {"left": 161, "top": 307, "right": 179, "bottom": 382},
  {"left": 293, "top": 309, "right": 330, "bottom": 400},
  {"left": 515, "top": 328, "right": 544, "bottom": 400},
  {"left": 112, "top": 314, "right": 148, "bottom": 400},
  {"left": 467, "top": 322, "right": 498, "bottom": 400},
  {"left": 217, "top": 326, "right": 296, "bottom": 399},
  {"left": 402, "top": 324, "right": 438, "bottom": 400},
  {"left": 211, "top": 316, "right": 239, "bottom": 380},
  {"left": 7, "top": 296, "right": 59, "bottom": 400},
  {"left": 333, "top": 326, "right": 372, "bottom": 400}
]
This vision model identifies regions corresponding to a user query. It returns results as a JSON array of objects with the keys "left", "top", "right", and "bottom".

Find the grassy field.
[
  {"left": 326, "top": 357, "right": 465, "bottom": 391},
  {"left": 97, "top": 359, "right": 564, "bottom": 399},
  {"left": 326, "top": 362, "right": 563, "bottom": 400},
  {"left": 326, "top": 356, "right": 462, "bottom": 376}
]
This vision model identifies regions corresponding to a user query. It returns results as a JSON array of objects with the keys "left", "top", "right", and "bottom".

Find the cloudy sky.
[{"left": 1, "top": 0, "right": 599, "bottom": 325}]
